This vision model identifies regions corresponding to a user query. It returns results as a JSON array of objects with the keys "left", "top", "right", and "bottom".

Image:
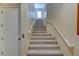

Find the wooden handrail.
[{"left": 27, "top": 20, "right": 35, "bottom": 33}]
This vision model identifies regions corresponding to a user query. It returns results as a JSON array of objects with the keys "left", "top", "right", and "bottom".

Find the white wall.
[{"left": 47, "top": 3, "right": 79, "bottom": 55}]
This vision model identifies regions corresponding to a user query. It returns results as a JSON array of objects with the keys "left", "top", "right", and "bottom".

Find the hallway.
[{"left": 0, "top": 3, "right": 79, "bottom": 56}]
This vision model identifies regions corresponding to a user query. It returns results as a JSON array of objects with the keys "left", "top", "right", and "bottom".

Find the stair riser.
[
  {"left": 33, "top": 28, "right": 46, "bottom": 30},
  {"left": 29, "top": 47, "right": 60, "bottom": 50},
  {"left": 33, "top": 31, "right": 47, "bottom": 32},
  {"left": 30, "top": 42, "right": 57, "bottom": 44},
  {"left": 31, "top": 38, "right": 55, "bottom": 40},
  {"left": 32, "top": 33, "right": 48, "bottom": 34},
  {"left": 33, "top": 26, "right": 45, "bottom": 27},
  {"left": 30, "top": 40, "right": 56, "bottom": 42},
  {"left": 32, "top": 34, "right": 52, "bottom": 36},
  {"left": 33, "top": 29, "right": 46, "bottom": 30},
  {"left": 33, "top": 26, "right": 46, "bottom": 27},
  {"left": 33, "top": 30, "right": 46, "bottom": 31},
  {"left": 33, "top": 28, "right": 46, "bottom": 29},
  {"left": 32, "top": 31, "right": 47, "bottom": 32},
  {"left": 31, "top": 36, "right": 53, "bottom": 38},
  {"left": 33, "top": 27, "right": 46, "bottom": 29},
  {"left": 32, "top": 32, "right": 47, "bottom": 33},
  {"left": 33, "top": 26, "right": 46, "bottom": 28},
  {"left": 27, "top": 54, "right": 63, "bottom": 56},
  {"left": 33, "top": 27, "right": 46, "bottom": 30}
]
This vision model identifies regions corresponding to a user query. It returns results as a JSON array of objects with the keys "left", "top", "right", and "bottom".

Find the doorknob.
[{"left": 18, "top": 38, "right": 21, "bottom": 40}]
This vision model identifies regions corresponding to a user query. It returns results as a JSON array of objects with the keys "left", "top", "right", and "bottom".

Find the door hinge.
[
  {"left": 1, "top": 51, "right": 4, "bottom": 55},
  {"left": 1, "top": 11, "right": 3, "bottom": 14},
  {"left": 1, "top": 24, "right": 3, "bottom": 27},
  {"left": 1, "top": 37, "right": 3, "bottom": 40}
]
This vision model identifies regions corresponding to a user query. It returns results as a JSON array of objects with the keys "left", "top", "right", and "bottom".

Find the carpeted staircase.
[{"left": 27, "top": 19, "right": 63, "bottom": 56}]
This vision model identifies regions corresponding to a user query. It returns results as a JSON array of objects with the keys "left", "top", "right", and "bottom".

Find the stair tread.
[
  {"left": 33, "top": 31, "right": 46, "bottom": 32},
  {"left": 33, "top": 29, "right": 46, "bottom": 31},
  {"left": 30, "top": 40, "right": 56, "bottom": 42},
  {"left": 33, "top": 27, "right": 46, "bottom": 28},
  {"left": 32, "top": 33, "right": 52, "bottom": 36},
  {"left": 33, "top": 28, "right": 46, "bottom": 29},
  {"left": 27, "top": 50, "right": 63, "bottom": 56},
  {"left": 32, "top": 35, "right": 52, "bottom": 37},
  {"left": 32, "top": 33, "right": 51, "bottom": 35},
  {"left": 31, "top": 36, "right": 53, "bottom": 38},
  {"left": 33, "top": 30, "right": 46, "bottom": 31},
  {"left": 32, "top": 34, "right": 52, "bottom": 36},
  {"left": 33, "top": 29, "right": 46, "bottom": 30},
  {"left": 32, "top": 31, "right": 47, "bottom": 33},
  {"left": 29, "top": 47, "right": 60, "bottom": 50},
  {"left": 30, "top": 44, "right": 59, "bottom": 47},
  {"left": 32, "top": 32, "right": 47, "bottom": 34},
  {"left": 31, "top": 37, "right": 55, "bottom": 40}
]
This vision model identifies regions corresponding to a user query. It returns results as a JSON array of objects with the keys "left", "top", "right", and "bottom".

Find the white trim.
[
  {"left": 0, "top": 4, "right": 21, "bottom": 7},
  {"left": 47, "top": 22, "right": 74, "bottom": 48},
  {"left": 0, "top": 6, "right": 20, "bottom": 8}
]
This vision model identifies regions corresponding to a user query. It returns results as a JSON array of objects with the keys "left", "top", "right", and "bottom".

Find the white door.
[{"left": 0, "top": 7, "right": 20, "bottom": 56}]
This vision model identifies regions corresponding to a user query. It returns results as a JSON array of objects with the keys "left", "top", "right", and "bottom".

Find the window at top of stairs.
[{"left": 37, "top": 11, "right": 42, "bottom": 18}]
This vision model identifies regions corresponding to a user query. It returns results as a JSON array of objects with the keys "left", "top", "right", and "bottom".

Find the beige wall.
[
  {"left": 47, "top": 3, "right": 79, "bottom": 55},
  {"left": 21, "top": 3, "right": 28, "bottom": 56},
  {"left": 0, "top": 3, "right": 20, "bottom": 7},
  {"left": 21, "top": 3, "right": 33, "bottom": 56}
]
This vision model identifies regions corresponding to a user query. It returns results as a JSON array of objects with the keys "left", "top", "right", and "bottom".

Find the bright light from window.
[
  {"left": 34, "top": 3, "right": 46, "bottom": 8},
  {"left": 37, "top": 11, "right": 41, "bottom": 18}
]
